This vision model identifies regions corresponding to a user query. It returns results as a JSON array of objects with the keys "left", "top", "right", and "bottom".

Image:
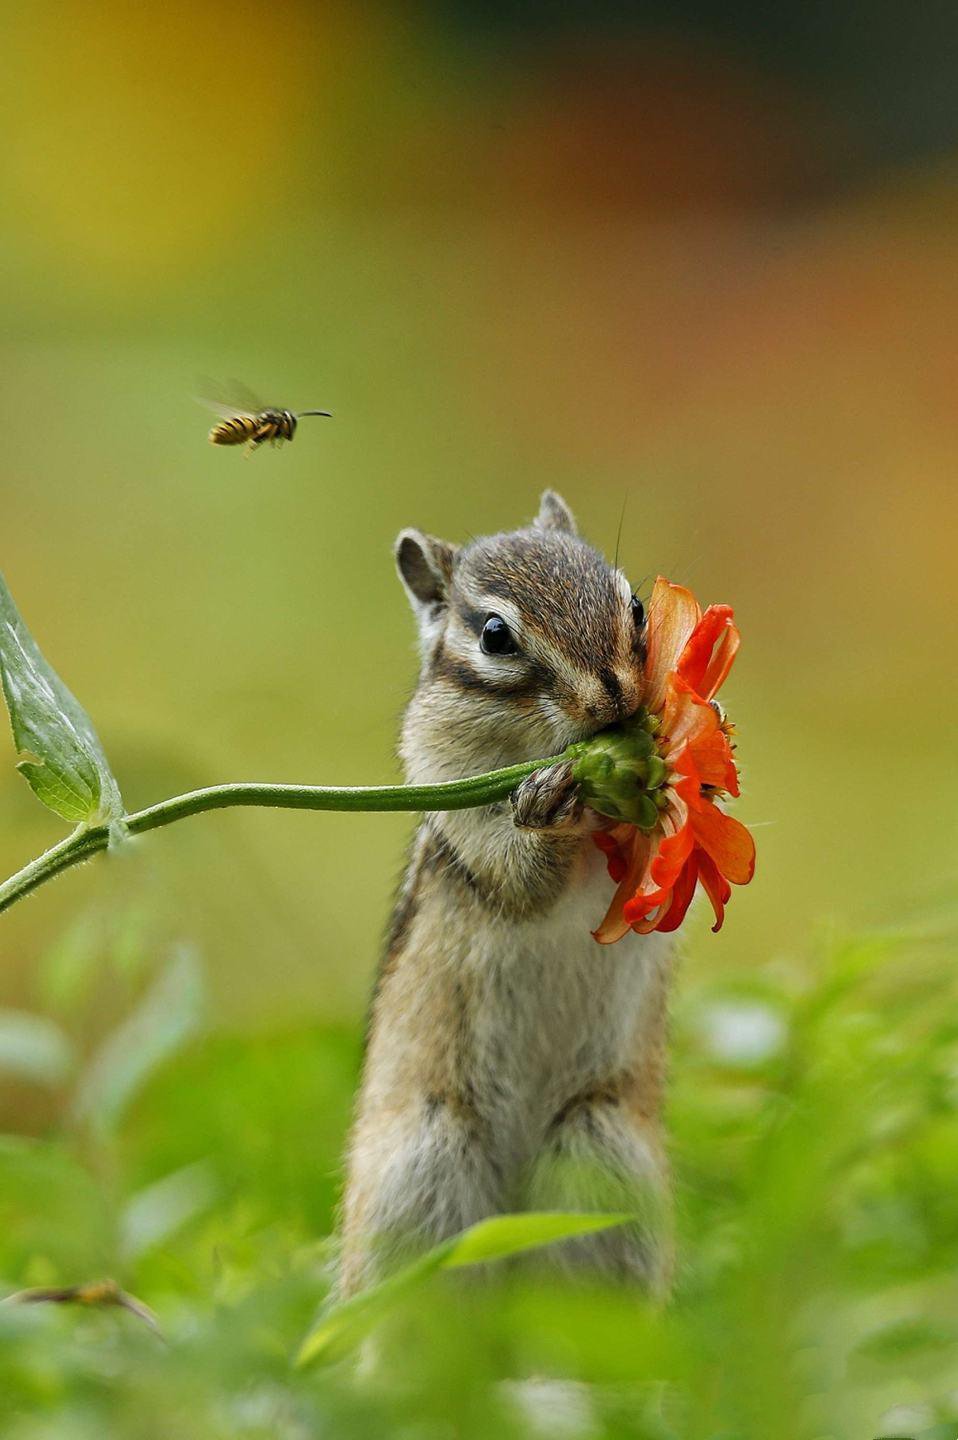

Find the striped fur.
[{"left": 339, "top": 492, "right": 675, "bottom": 1299}]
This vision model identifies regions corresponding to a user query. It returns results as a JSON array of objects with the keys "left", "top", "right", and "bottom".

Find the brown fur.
[{"left": 339, "top": 492, "right": 674, "bottom": 1299}]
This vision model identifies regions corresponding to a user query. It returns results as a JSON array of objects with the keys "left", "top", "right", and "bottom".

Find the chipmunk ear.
[
  {"left": 534, "top": 489, "right": 578, "bottom": 535},
  {"left": 395, "top": 529, "right": 457, "bottom": 613}
]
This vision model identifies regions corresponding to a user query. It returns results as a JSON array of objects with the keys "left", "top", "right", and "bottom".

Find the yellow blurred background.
[{"left": 1, "top": 0, "right": 955, "bottom": 1045}]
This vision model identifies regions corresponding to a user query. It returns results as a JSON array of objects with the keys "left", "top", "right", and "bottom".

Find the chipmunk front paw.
[{"left": 511, "top": 763, "right": 583, "bottom": 832}]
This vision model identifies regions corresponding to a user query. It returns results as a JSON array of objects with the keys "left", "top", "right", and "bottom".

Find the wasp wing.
[
  {"left": 197, "top": 398, "right": 258, "bottom": 422},
  {"left": 195, "top": 377, "right": 267, "bottom": 421},
  {"left": 226, "top": 378, "right": 271, "bottom": 413}
]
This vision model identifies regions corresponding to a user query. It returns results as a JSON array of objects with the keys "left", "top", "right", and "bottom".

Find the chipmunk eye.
[
  {"left": 631, "top": 594, "right": 645, "bottom": 628},
  {"left": 480, "top": 614, "right": 518, "bottom": 656}
]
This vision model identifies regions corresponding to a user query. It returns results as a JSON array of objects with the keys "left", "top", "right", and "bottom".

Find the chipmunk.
[{"left": 339, "top": 492, "right": 674, "bottom": 1297}]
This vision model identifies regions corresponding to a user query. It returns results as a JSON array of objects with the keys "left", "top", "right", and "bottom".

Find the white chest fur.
[{"left": 453, "top": 844, "right": 673, "bottom": 1165}]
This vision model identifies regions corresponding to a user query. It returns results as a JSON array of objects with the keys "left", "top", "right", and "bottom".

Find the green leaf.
[
  {"left": 442, "top": 1210, "right": 632, "bottom": 1267},
  {"left": 72, "top": 945, "right": 206, "bottom": 1135},
  {"left": 119, "top": 1159, "right": 218, "bottom": 1260},
  {"left": 296, "top": 1245, "right": 452, "bottom": 1368},
  {"left": 0, "top": 569, "right": 123, "bottom": 826},
  {"left": 296, "top": 1210, "right": 631, "bottom": 1367},
  {"left": 0, "top": 1010, "right": 74, "bottom": 1087},
  {"left": 852, "top": 1316, "right": 956, "bottom": 1362}
]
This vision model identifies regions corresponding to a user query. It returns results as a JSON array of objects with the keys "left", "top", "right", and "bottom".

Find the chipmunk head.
[{"left": 396, "top": 491, "right": 646, "bottom": 779}]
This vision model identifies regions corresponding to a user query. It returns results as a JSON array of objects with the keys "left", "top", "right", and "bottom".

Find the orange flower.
[{"left": 591, "top": 577, "right": 755, "bottom": 944}]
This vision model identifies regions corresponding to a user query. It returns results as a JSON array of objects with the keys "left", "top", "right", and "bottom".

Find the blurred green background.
[{"left": 1, "top": 2, "right": 957, "bottom": 1436}]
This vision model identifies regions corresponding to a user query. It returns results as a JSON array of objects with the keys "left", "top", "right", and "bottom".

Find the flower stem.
[{"left": 0, "top": 756, "right": 568, "bottom": 917}]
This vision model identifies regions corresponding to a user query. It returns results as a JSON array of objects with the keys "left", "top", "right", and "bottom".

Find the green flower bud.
[
  {"left": 632, "top": 792, "right": 661, "bottom": 831},
  {"left": 566, "top": 710, "right": 667, "bottom": 831},
  {"left": 644, "top": 753, "right": 668, "bottom": 790}
]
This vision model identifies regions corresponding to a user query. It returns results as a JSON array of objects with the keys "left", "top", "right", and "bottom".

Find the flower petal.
[
  {"left": 629, "top": 901, "right": 670, "bottom": 935},
  {"left": 651, "top": 854, "right": 699, "bottom": 933},
  {"left": 696, "top": 851, "right": 732, "bottom": 931},
  {"left": 643, "top": 577, "right": 701, "bottom": 712},
  {"left": 592, "top": 911, "right": 632, "bottom": 946},
  {"left": 622, "top": 890, "right": 668, "bottom": 926},
  {"left": 677, "top": 605, "right": 739, "bottom": 701},
  {"left": 687, "top": 729, "right": 739, "bottom": 797},
  {"left": 618, "top": 799, "right": 693, "bottom": 927},
  {"left": 690, "top": 801, "right": 756, "bottom": 885},
  {"left": 648, "top": 810, "right": 694, "bottom": 891},
  {"left": 592, "top": 824, "right": 634, "bottom": 883},
  {"left": 699, "top": 619, "right": 740, "bottom": 701},
  {"left": 661, "top": 676, "right": 715, "bottom": 751},
  {"left": 662, "top": 679, "right": 739, "bottom": 796},
  {"left": 592, "top": 827, "right": 654, "bottom": 944},
  {"left": 669, "top": 748, "right": 702, "bottom": 810}
]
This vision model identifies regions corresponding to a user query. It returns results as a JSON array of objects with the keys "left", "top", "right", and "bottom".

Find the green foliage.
[
  {"left": 0, "top": 571, "right": 124, "bottom": 828},
  {"left": 71, "top": 946, "right": 205, "bottom": 1138},
  {"left": 0, "top": 1011, "right": 74, "bottom": 1088},
  {"left": 298, "top": 1211, "right": 633, "bottom": 1368},
  {"left": 1, "top": 914, "right": 958, "bottom": 1437}
]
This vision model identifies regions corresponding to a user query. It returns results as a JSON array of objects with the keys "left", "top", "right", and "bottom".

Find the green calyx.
[{"left": 565, "top": 709, "right": 669, "bottom": 830}]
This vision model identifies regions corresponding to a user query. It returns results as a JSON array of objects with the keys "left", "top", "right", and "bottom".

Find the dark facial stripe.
[
  {"left": 455, "top": 602, "right": 490, "bottom": 636},
  {"left": 596, "top": 666, "right": 626, "bottom": 719},
  {"left": 430, "top": 647, "right": 552, "bottom": 700},
  {"left": 464, "top": 534, "right": 626, "bottom": 673}
]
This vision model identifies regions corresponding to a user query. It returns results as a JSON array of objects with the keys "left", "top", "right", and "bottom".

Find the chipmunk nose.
[{"left": 583, "top": 667, "right": 641, "bottom": 729}]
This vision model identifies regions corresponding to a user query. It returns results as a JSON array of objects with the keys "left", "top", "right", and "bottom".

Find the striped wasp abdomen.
[{"left": 198, "top": 382, "right": 331, "bottom": 453}]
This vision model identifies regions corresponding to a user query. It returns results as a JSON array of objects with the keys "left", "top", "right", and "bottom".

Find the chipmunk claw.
[{"left": 511, "top": 762, "right": 583, "bottom": 832}]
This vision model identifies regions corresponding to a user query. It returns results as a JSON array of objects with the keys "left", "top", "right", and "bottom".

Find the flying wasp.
[{"left": 199, "top": 383, "right": 331, "bottom": 453}]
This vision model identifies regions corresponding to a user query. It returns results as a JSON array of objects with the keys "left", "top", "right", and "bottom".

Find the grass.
[{"left": 1, "top": 905, "right": 957, "bottom": 1439}]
